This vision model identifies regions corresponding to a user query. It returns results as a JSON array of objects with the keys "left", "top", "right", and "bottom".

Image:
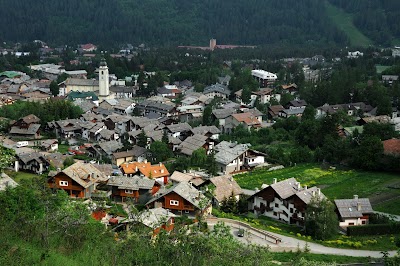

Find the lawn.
[
  {"left": 4, "top": 170, "right": 40, "bottom": 184},
  {"left": 58, "top": 144, "right": 70, "bottom": 154},
  {"left": 235, "top": 164, "right": 400, "bottom": 215},
  {"left": 325, "top": 0, "right": 373, "bottom": 47},
  {"left": 376, "top": 65, "right": 391, "bottom": 74}
]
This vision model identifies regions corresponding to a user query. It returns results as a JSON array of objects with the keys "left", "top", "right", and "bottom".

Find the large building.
[{"left": 251, "top": 69, "right": 277, "bottom": 87}]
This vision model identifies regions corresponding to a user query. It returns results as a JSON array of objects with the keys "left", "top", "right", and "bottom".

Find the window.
[
  {"left": 349, "top": 222, "right": 355, "bottom": 226},
  {"left": 125, "top": 189, "right": 134, "bottom": 194},
  {"left": 273, "top": 212, "right": 277, "bottom": 216},
  {"left": 361, "top": 221, "right": 366, "bottom": 225},
  {"left": 184, "top": 210, "right": 189, "bottom": 214},
  {"left": 170, "top": 200, "right": 179, "bottom": 206},
  {"left": 275, "top": 203, "right": 279, "bottom": 208},
  {"left": 290, "top": 208, "right": 294, "bottom": 213},
  {"left": 59, "top": 181, "right": 68, "bottom": 186}
]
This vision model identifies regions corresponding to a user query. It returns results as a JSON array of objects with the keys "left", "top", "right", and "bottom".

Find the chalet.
[
  {"left": 203, "top": 84, "right": 231, "bottom": 99},
  {"left": 178, "top": 134, "right": 209, "bottom": 156},
  {"left": 268, "top": 105, "right": 285, "bottom": 119},
  {"left": 212, "top": 108, "right": 237, "bottom": 133},
  {"left": 190, "top": 125, "right": 220, "bottom": 140},
  {"left": 217, "top": 75, "right": 231, "bottom": 86},
  {"left": 103, "top": 114, "right": 131, "bottom": 134},
  {"left": 112, "top": 146, "right": 148, "bottom": 166},
  {"left": 135, "top": 100, "right": 177, "bottom": 119},
  {"left": 209, "top": 175, "right": 242, "bottom": 206},
  {"left": 157, "top": 85, "right": 182, "bottom": 99},
  {"left": 281, "top": 84, "right": 298, "bottom": 95},
  {"left": 278, "top": 108, "right": 305, "bottom": 118},
  {"left": 248, "top": 178, "right": 325, "bottom": 225},
  {"left": 288, "top": 100, "right": 307, "bottom": 109},
  {"left": 137, "top": 208, "right": 176, "bottom": 236},
  {"left": 334, "top": 195, "right": 373, "bottom": 228},
  {"left": 15, "top": 152, "right": 50, "bottom": 174},
  {"left": 120, "top": 161, "right": 169, "bottom": 185},
  {"left": 48, "top": 119, "right": 82, "bottom": 139},
  {"left": 214, "top": 141, "right": 265, "bottom": 174},
  {"left": 9, "top": 114, "right": 41, "bottom": 139},
  {"left": 169, "top": 171, "right": 207, "bottom": 188},
  {"left": 107, "top": 175, "right": 156, "bottom": 203},
  {"left": 87, "top": 140, "right": 123, "bottom": 159},
  {"left": 40, "top": 139, "right": 58, "bottom": 152},
  {"left": 47, "top": 162, "right": 108, "bottom": 198},
  {"left": 177, "top": 105, "right": 204, "bottom": 122},
  {"left": 317, "top": 102, "right": 374, "bottom": 118},
  {"left": 81, "top": 122, "right": 106, "bottom": 141},
  {"left": 146, "top": 182, "right": 211, "bottom": 217},
  {"left": 252, "top": 88, "right": 274, "bottom": 104},
  {"left": 225, "top": 111, "right": 262, "bottom": 133},
  {"left": 165, "top": 122, "right": 192, "bottom": 139},
  {"left": 382, "top": 75, "right": 399, "bottom": 85}
]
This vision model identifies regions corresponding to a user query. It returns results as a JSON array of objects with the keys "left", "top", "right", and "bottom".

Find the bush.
[{"left": 347, "top": 223, "right": 400, "bottom": 236}]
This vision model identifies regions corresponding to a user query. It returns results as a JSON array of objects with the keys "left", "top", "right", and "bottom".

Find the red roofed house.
[
  {"left": 81, "top": 43, "right": 97, "bottom": 52},
  {"left": 120, "top": 161, "right": 170, "bottom": 184},
  {"left": 383, "top": 139, "right": 400, "bottom": 157},
  {"left": 225, "top": 109, "right": 263, "bottom": 133}
]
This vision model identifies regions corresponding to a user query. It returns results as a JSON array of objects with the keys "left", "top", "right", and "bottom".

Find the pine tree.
[{"left": 137, "top": 130, "right": 148, "bottom": 148}]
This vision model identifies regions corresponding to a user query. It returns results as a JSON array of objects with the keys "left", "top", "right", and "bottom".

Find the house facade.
[
  {"left": 334, "top": 195, "right": 374, "bottom": 228},
  {"left": 248, "top": 178, "right": 325, "bottom": 225}
]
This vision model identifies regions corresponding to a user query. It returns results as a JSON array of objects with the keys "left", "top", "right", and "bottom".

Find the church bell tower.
[{"left": 99, "top": 58, "right": 109, "bottom": 97}]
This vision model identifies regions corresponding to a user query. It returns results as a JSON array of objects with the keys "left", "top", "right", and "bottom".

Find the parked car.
[
  {"left": 16, "top": 141, "right": 29, "bottom": 148},
  {"left": 237, "top": 228, "right": 244, "bottom": 237}
]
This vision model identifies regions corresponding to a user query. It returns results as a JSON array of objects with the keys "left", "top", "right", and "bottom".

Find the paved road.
[
  {"left": 207, "top": 219, "right": 398, "bottom": 258},
  {"left": 374, "top": 211, "right": 400, "bottom": 222}
]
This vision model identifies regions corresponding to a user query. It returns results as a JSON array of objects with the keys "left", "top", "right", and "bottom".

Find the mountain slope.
[
  {"left": 0, "top": 0, "right": 349, "bottom": 47},
  {"left": 325, "top": 1, "right": 372, "bottom": 47}
]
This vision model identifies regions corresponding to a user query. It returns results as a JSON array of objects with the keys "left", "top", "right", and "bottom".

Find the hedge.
[{"left": 347, "top": 223, "right": 400, "bottom": 236}]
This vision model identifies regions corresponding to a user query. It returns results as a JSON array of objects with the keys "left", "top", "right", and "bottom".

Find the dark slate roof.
[
  {"left": 179, "top": 134, "right": 208, "bottom": 156},
  {"left": 108, "top": 175, "right": 155, "bottom": 190},
  {"left": 335, "top": 198, "right": 373, "bottom": 218},
  {"left": 191, "top": 125, "right": 220, "bottom": 135},
  {"left": 204, "top": 84, "right": 231, "bottom": 95}
]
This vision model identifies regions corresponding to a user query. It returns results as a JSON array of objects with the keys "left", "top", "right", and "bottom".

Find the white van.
[{"left": 16, "top": 141, "right": 29, "bottom": 148}]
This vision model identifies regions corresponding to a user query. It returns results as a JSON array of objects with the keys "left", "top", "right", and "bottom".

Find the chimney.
[
  {"left": 304, "top": 185, "right": 308, "bottom": 190},
  {"left": 357, "top": 202, "right": 362, "bottom": 211},
  {"left": 144, "top": 159, "right": 147, "bottom": 164},
  {"left": 273, "top": 178, "right": 277, "bottom": 184},
  {"left": 317, "top": 188, "right": 321, "bottom": 196},
  {"left": 135, "top": 166, "right": 138, "bottom": 172},
  {"left": 297, "top": 182, "right": 301, "bottom": 190},
  {"left": 354, "top": 195, "right": 358, "bottom": 200},
  {"left": 161, "top": 169, "right": 164, "bottom": 174},
  {"left": 312, "top": 190, "right": 316, "bottom": 197},
  {"left": 159, "top": 162, "right": 162, "bottom": 167}
]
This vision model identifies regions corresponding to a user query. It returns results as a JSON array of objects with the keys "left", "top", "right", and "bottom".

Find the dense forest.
[{"left": 0, "top": 0, "right": 349, "bottom": 47}]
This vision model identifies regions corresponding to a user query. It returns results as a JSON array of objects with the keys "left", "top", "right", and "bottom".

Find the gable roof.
[
  {"left": 212, "top": 108, "right": 237, "bottom": 119},
  {"left": 210, "top": 175, "right": 242, "bottom": 202},
  {"left": 112, "top": 146, "right": 147, "bottom": 159},
  {"left": 107, "top": 175, "right": 155, "bottom": 190},
  {"left": 60, "top": 162, "right": 109, "bottom": 188},
  {"left": 334, "top": 198, "right": 373, "bottom": 218},
  {"left": 167, "top": 122, "right": 192, "bottom": 133},
  {"left": 214, "top": 141, "right": 250, "bottom": 165},
  {"left": 231, "top": 112, "right": 261, "bottom": 126},
  {"left": 204, "top": 84, "right": 231, "bottom": 95},
  {"left": 191, "top": 125, "right": 220, "bottom": 135},
  {"left": 120, "top": 162, "right": 169, "bottom": 179},
  {"left": 137, "top": 207, "right": 176, "bottom": 229},
  {"left": 146, "top": 182, "right": 209, "bottom": 209},
  {"left": 295, "top": 186, "right": 325, "bottom": 205},
  {"left": 20, "top": 114, "right": 41, "bottom": 124},
  {"left": 179, "top": 134, "right": 208, "bottom": 156}
]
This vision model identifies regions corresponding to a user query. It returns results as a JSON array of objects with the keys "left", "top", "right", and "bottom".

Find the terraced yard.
[{"left": 235, "top": 164, "right": 400, "bottom": 215}]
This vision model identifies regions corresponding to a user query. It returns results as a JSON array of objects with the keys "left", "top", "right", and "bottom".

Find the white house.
[{"left": 334, "top": 195, "right": 373, "bottom": 228}]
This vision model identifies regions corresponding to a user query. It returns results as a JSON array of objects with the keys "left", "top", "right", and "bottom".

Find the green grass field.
[
  {"left": 325, "top": 1, "right": 373, "bottom": 47},
  {"left": 376, "top": 65, "right": 391, "bottom": 74},
  {"left": 235, "top": 164, "right": 400, "bottom": 215}
]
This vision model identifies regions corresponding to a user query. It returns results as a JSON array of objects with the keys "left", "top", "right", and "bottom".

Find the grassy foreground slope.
[
  {"left": 235, "top": 164, "right": 400, "bottom": 215},
  {"left": 325, "top": 0, "right": 373, "bottom": 47}
]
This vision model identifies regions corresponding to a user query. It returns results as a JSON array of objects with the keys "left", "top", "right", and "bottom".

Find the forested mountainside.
[
  {"left": 328, "top": 0, "right": 400, "bottom": 46},
  {"left": 0, "top": 0, "right": 399, "bottom": 47}
]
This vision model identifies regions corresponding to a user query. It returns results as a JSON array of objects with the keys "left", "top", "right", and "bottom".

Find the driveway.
[{"left": 207, "top": 218, "right": 398, "bottom": 258}]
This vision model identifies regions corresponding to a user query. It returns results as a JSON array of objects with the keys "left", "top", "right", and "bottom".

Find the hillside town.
[{"left": 1, "top": 40, "right": 400, "bottom": 265}]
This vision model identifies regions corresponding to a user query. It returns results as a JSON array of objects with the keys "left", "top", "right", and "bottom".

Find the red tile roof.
[{"left": 383, "top": 139, "right": 400, "bottom": 156}]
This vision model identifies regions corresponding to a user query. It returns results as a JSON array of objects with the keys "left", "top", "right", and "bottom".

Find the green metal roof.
[
  {"left": 67, "top": 91, "right": 99, "bottom": 101},
  {"left": 0, "top": 71, "right": 22, "bottom": 78}
]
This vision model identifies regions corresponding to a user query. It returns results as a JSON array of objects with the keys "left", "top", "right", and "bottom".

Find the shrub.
[{"left": 347, "top": 223, "right": 400, "bottom": 236}]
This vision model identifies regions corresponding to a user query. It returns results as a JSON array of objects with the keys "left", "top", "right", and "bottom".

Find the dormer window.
[{"left": 59, "top": 181, "right": 68, "bottom": 186}]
